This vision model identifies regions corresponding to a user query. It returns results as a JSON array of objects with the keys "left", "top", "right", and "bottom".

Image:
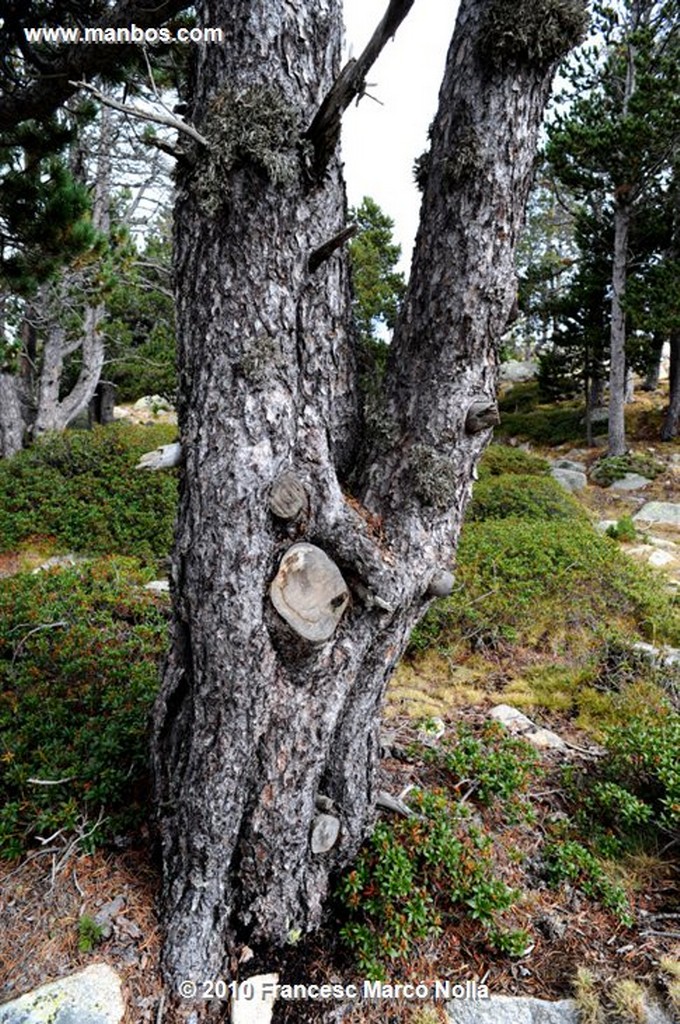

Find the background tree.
[
  {"left": 546, "top": 0, "right": 680, "bottom": 454},
  {"left": 0, "top": 1, "right": 186, "bottom": 455}
]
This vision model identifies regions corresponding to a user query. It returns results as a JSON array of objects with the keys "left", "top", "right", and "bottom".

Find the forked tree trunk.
[{"left": 151, "top": 0, "right": 586, "bottom": 1010}]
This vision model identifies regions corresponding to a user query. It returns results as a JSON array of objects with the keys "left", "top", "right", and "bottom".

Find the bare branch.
[
  {"left": 305, "top": 0, "right": 415, "bottom": 176},
  {"left": 70, "top": 81, "right": 209, "bottom": 148}
]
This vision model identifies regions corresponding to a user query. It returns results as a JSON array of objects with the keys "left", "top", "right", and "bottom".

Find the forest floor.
[{"left": 0, "top": 389, "right": 678, "bottom": 1024}]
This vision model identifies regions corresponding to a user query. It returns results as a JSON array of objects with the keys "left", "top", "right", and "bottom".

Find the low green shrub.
[
  {"left": 0, "top": 558, "right": 167, "bottom": 858},
  {"left": 420, "top": 721, "right": 540, "bottom": 810},
  {"left": 477, "top": 445, "right": 550, "bottom": 480},
  {"left": 605, "top": 516, "right": 637, "bottom": 542},
  {"left": 590, "top": 453, "right": 664, "bottom": 487},
  {"left": 498, "top": 408, "right": 585, "bottom": 446},
  {"left": 410, "top": 518, "right": 679, "bottom": 654},
  {"left": 568, "top": 707, "right": 680, "bottom": 847},
  {"left": 337, "top": 789, "right": 529, "bottom": 979},
  {"left": 0, "top": 424, "right": 178, "bottom": 564},
  {"left": 467, "top": 474, "right": 586, "bottom": 522},
  {"left": 542, "top": 838, "right": 633, "bottom": 925}
]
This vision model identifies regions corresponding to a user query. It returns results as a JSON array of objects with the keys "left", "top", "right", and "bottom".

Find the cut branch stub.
[
  {"left": 465, "top": 399, "right": 500, "bottom": 434},
  {"left": 310, "top": 813, "right": 341, "bottom": 854},
  {"left": 270, "top": 543, "right": 349, "bottom": 642},
  {"left": 269, "top": 471, "right": 308, "bottom": 520}
]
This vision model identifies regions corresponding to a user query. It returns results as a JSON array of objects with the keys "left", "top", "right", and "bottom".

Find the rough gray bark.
[
  {"left": 150, "top": 0, "right": 587, "bottom": 1010},
  {"left": 0, "top": 373, "right": 24, "bottom": 458},
  {"left": 608, "top": 199, "right": 631, "bottom": 455},
  {"left": 661, "top": 328, "right": 680, "bottom": 439}
]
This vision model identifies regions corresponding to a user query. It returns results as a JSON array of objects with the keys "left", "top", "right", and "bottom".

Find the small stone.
[
  {"left": 609, "top": 473, "right": 652, "bottom": 491},
  {"left": 427, "top": 569, "right": 455, "bottom": 598},
  {"left": 648, "top": 550, "right": 675, "bottom": 568},
  {"left": 144, "top": 579, "right": 169, "bottom": 593},
  {"left": 634, "top": 502, "right": 680, "bottom": 526},
  {"left": 231, "top": 974, "right": 278, "bottom": 1024},
  {"left": 310, "top": 813, "right": 340, "bottom": 854},
  {"left": 552, "top": 459, "right": 586, "bottom": 473},
  {"left": 595, "top": 520, "right": 619, "bottom": 534},
  {"left": 445, "top": 994, "right": 580, "bottom": 1024}
]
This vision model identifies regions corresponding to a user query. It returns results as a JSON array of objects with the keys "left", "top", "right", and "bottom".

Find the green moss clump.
[
  {"left": 481, "top": 0, "right": 588, "bottom": 70},
  {"left": 590, "top": 453, "right": 664, "bottom": 487},
  {"left": 0, "top": 423, "right": 178, "bottom": 564}
]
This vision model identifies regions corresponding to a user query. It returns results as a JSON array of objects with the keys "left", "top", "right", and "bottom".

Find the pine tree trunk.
[
  {"left": 608, "top": 199, "right": 630, "bottom": 455},
  {"left": 0, "top": 373, "right": 24, "bottom": 458},
  {"left": 151, "top": 0, "right": 587, "bottom": 1010},
  {"left": 661, "top": 328, "right": 680, "bottom": 440},
  {"left": 642, "top": 333, "right": 663, "bottom": 391}
]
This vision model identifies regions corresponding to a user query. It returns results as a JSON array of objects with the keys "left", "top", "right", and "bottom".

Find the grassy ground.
[{"left": 0, "top": 405, "right": 678, "bottom": 1022}]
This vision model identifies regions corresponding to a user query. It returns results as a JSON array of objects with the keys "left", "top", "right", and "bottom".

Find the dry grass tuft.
[
  {"left": 610, "top": 978, "right": 648, "bottom": 1023},
  {"left": 573, "top": 966, "right": 604, "bottom": 1024}
]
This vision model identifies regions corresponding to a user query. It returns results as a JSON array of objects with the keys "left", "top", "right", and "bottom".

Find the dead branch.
[
  {"left": 70, "top": 81, "right": 209, "bottom": 149},
  {"left": 305, "top": 0, "right": 415, "bottom": 176}
]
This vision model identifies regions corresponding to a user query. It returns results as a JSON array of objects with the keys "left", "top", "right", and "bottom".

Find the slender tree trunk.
[
  {"left": 608, "top": 199, "right": 631, "bottom": 455},
  {"left": 642, "top": 332, "right": 663, "bottom": 391},
  {"left": 0, "top": 373, "right": 24, "bottom": 458},
  {"left": 624, "top": 365, "right": 635, "bottom": 403},
  {"left": 151, "top": 0, "right": 587, "bottom": 1011},
  {"left": 661, "top": 327, "right": 680, "bottom": 440}
]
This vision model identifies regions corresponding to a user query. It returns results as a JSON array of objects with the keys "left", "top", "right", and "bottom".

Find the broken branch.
[{"left": 305, "top": 0, "right": 415, "bottom": 176}]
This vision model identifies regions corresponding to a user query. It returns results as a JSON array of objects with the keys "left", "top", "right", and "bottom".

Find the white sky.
[{"left": 341, "top": 0, "right": 461, "bottom": 275}]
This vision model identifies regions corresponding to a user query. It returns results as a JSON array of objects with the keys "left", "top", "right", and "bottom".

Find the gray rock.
[
  {"left": 631, "top": 641, "right": 680, "bottom": 670},
  {"left": 445, "top": 994, "right": 579, "bottom": 1024},
  {"left": 0, "top": 964, "right": 124, "bottom": 1024},
  {"left": 144, "top": 579, "right": 170, "bottom": 593},
  {"left": 32, "top": 553, "right": 84, "bottom": 574},
  {"left": 609, "top": 473, "right": 652, "bottom": 491},
  {"left": 550, "top": 468, "right": 587, "bottom": 492},
  {"left": 231, "top": 974, "right": 278, "bottom": 1024},
  {"left": 580, "top": 406, "right": 609, "bottom": 425},
  {"left": 634, "top": 502, "right": 680, "bottom": 526},
  {"left": 552, "top": 459, "right": 585, "bottom": 473},
  {"left": 595, "top": 520, "right": 619, "bottom": 534},
  {"left": 489, "top": 705, "right": 567, "bottom": 752},
  {"left": 499, "top": 360, "right": 538, "bottom": 383},
  {"left": 133, "top": 394, "right": 172, "bottom": 411},
  {"left": 270, "top": 543, "right": 349, "bottom": 642}
]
